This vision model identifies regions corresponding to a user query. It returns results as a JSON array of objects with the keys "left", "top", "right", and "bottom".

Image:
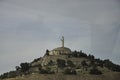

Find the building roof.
[{"left": 52, "top": 47, "right": 71, "bottom": 52}]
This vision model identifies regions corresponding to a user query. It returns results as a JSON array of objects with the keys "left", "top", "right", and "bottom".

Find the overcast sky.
[{"left": 0, "top": 0, "right": 120, "bottom": 74}]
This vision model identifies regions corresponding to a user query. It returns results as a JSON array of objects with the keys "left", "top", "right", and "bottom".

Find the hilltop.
[
  {"left": 0, "top": 37, "right": 120, "bottom": 80},
  {"left": 0, "top": 50, "right": 120, "bottom": 80}
]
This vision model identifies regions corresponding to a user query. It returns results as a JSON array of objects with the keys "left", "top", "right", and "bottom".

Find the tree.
[
  {"left": 72, "top": 50, "right": 87, "bottom": 58},
  {"left": 64, "top": 68, "right": 76, "bottom": 75},
  {"left": 0, "top": 72, "right": 9, "bottom": 79},
  {"left": 112, "top": 64, "right": 120, "bottom": 72},
  {"left": 89, "top": 66, "right": 102, "bottom": 75},
  {"left": 57, "top": 59, "right": 66, "bottom": 68},
  {"left": 0, "top": 71, "right": 18, "bottom": 79},
  {"left": 104, "top": 59, "right": 120, "bottom": 72},
  {"left": 78, "top": 50, "right": 87, "bottom": 57},
  {"left": 7, "top": 71, "right": 17, "bottom": 78},
  {"left": 47, "top": 60, "right": 54, "bottom": 66},
  {"left": 81, "top": 60, "right": 88, "bottom": 70},
  {"left": 32, "top": 57, "right": 42, "bottom": 63},
  {"left": 45, "top": 49, "right": 49, "bottom": 55},
  {"left": 39, "top": 67, "right": 54, "bottom": 74},
  {"left": 39, "top": 69, "right": 48, "bottom": 74},
  {"left": 15, "top": 66, "right": 21, "bottom": 76},
  {"left": 38, "top": 64, "right": 42, "bottom": 70},
  {"left": 88, "top": 54, "right": 95, "bottom": 60},
  {"left": 67, "top": 60, "right": 75, "bottom": 67},
  {"left": 95, "top": 58, "right": 104, "bottom": 67},
  {"left": 20, "top": 62, "right": 30, "bottom": 73},
  {"left": 72, "top": 50, "right": 78, "bottom": 57},
  {"left": 15, "top": 66, "right": 21, "bottom": 71}
]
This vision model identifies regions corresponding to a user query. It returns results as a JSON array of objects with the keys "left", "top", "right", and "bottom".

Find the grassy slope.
[
  {"left": 2, "top": 55, "right": 120, "bottom": 80},
  {"left": 3, "top": 72, "right": 120, "bottom": 80}
]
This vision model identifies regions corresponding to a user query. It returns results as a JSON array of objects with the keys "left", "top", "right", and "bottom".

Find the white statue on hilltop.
[{"left": 61, "top": 36, "right": 64, "bottom": 47}]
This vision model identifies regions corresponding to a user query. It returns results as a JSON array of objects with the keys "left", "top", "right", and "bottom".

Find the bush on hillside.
[
  {"left": 20, "top": 62, "right": 30, "bottom": 74},
  {"left": 57, "top": 59, "right": 66, "bottom": 68},
  {"left": 81, "top": 60, "right": 88, "bottom": 71},
  {"left": 39, "top": 69, "right": 48, "bottom": 74},
  {"left": 67, "top": 60, "right": 75, "bottom": 67},
  {"left": 39, "top": 67, "right": 54, "bottom": 74},
  {"left": 32, "top": 57, "right": 42, "bottom": 63},
  {"left": 103, "top": 59, "right": 120, "bottom": 72},
  {"left": 72, "top": 50, "right": 87, "bottom": 58},
  {"left": 47, "top": 60, "right": 54, "bottom": 66},
  {"left": 89, "top": 66, "right": 102, "bottom": 75},
  {"left": 0, "top": 71, "right": 17, "bottom": 79},
  {"left": 45, "top": 49, "right": 49, "bottom": 55},
  {"left": 64, "top": 68, "right": 76, "bottom": 75},
  {"left": 0, "top": 72, "right": 8, "bottom": 79}
]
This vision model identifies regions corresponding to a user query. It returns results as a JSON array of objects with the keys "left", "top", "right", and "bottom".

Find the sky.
[{"left": 0, "top": 0, "right": 120, "bottom": 74}]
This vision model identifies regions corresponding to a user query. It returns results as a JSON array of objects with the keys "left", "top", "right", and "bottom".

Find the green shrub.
[
  {"left": 47, "top": 60, "right": 54, "bottom": 66},
  {"left": 0, "top": 71, "right": 17, "bottom": 79},
  {"left": 39, "top": 68, "right": 54, "bottom": 74},
  {"left": 64, "top": 68, "right": 76, "bottom": 75},
  {"left": 57, "top": 59, "right": 66, "bottom": 68},
  {"left": 89, "top": 67, "right": 102, "bottom": 75},
  {"left": 67, "top": 60, "right": 75, "bottom": 67},
  {"left": 39, "top": 69, "right": 48, "bottom": 74},
  {"left": 20, "top": 62, "right": 30, "bottom": 73}
]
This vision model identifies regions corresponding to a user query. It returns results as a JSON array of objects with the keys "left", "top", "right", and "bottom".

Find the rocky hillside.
[
  {"left": 0, "top": 50, "right": 120, "bottom": 80},
  {"left": 2, "top": 72, "right": 120, "bottom": 80}
]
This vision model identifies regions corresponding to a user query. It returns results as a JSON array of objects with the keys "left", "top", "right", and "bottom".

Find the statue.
[{"left": 61, "top": 36, "right": 64, "bottom": 47}]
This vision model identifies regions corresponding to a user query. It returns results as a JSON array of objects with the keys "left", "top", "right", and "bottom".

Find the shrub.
[
  {"left": 103, "top": 59, "right": 120, "bottom": 72},
  {"left": 81, "top": 60, "right": 88, "bottom": 71},
  {"left": 67, "top": 60, "right": 75, "bottom": 67},
  {"left": 89, "top": 66, "right": 102, "bottom": 75},
  {"left": 32, "top": 57, "right": 41, "bottom": 63},
  {"left": 45, "top": 49, "right": 49, "bottom": 55},
  {"left": 57, "top": 59, "right": 66, "bottom": 68},
  {"left": 0, "top": 72, "right": 8, "bottom": 79},
  {"left": 20, "top": 62, "right": 30, "bottom": 73},
  {"left": 47, "top": 60, "right": 54, "bottom": 66},
  {"left": 72, "top": 50, "right": 87, "bottom": 58},
  {"left": 0, "top": 71, "right": 17, "bottom": 79},
  {"left": 64, "top": 68, "right": 76, "bottom": 75},
  {"left": 39, "top": 69, "right": 48, "bottom": 74},
  {"left": 39, "top": 68, "right": 54, "bottom": 74}
]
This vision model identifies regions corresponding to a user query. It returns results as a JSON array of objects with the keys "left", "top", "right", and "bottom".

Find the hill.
[
  {"left": 0, "top": 50, "right": 120, "bottom": 80},
  {"left": 2, "top": 72, "right": 120, "bottom": 80}
]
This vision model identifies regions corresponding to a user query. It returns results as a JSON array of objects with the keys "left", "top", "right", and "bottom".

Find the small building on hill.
[{"left": 49, "top": 36, "right": 71, "bottom": 55}]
